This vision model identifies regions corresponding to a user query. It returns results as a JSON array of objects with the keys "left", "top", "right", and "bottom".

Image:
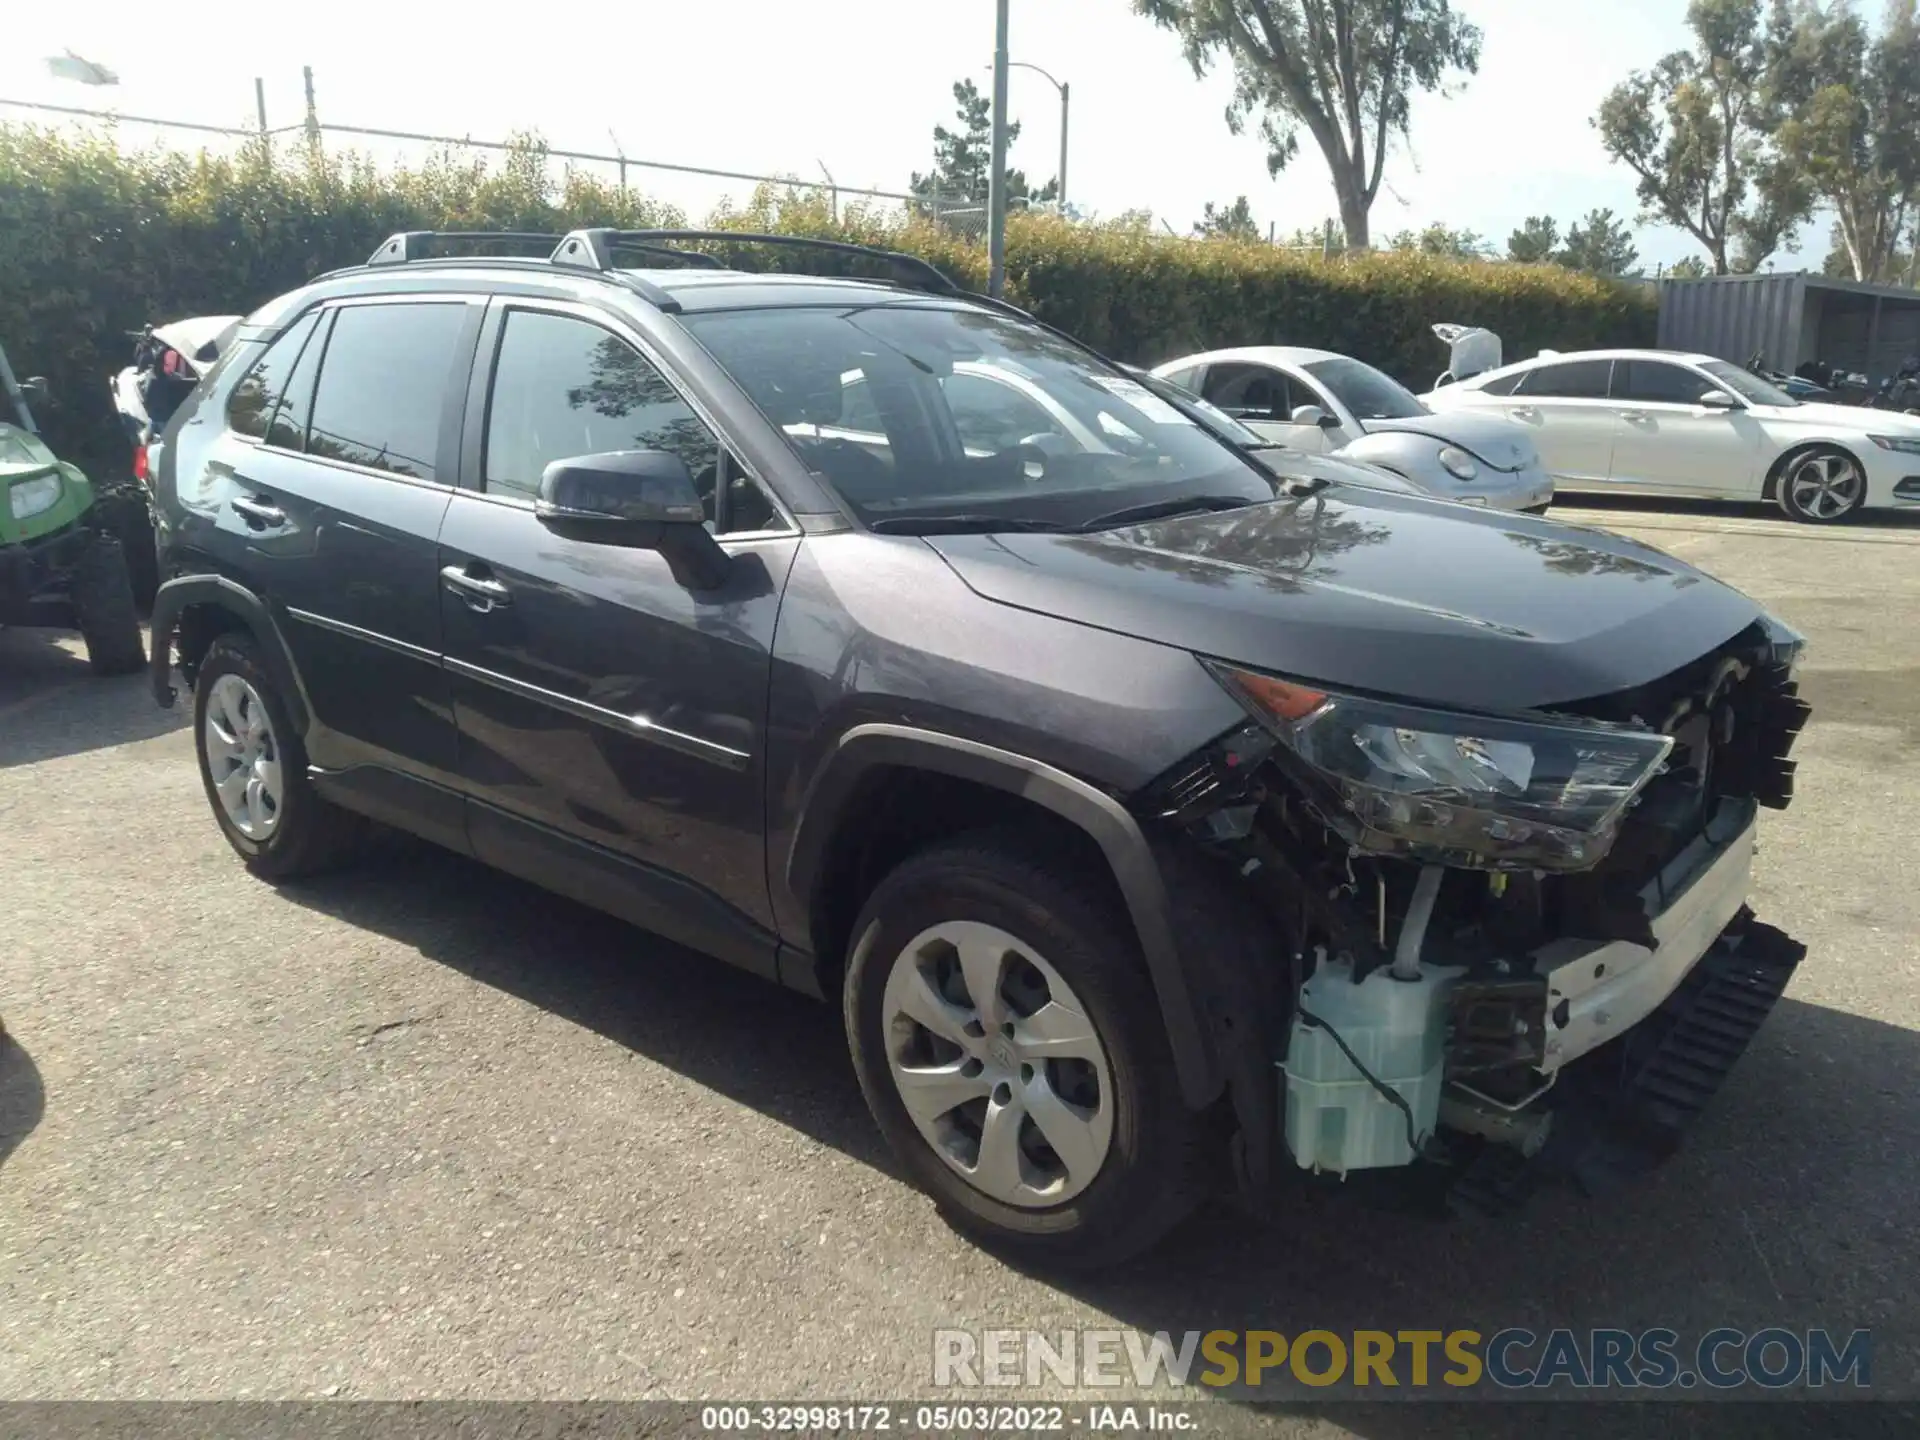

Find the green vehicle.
[{"left": 0, "top": 344, "right": 144, "bottom": 675}]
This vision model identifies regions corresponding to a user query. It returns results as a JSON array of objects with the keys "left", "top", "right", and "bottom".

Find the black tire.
[
  {"left": 192, "top": 633, "right": 365, "bottom": 879},
  {"left": 843, "top": 830, "right": 1210, "bottom": 1269},
  {"left": 1773, "top": 444, "right": 1867, "bottom": 524},
  {"left": 92, "top": 485, "right": 160, "bottom": 614},
  {"left": 71, "top": 534, "right": 146, "bottom": 676}
]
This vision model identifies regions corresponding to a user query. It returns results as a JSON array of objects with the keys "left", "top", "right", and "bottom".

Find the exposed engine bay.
[{"left": 1153, "top": 617, "right": 1812, "bottom": 1198}]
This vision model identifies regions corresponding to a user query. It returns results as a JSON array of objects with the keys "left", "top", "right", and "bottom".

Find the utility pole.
[
  {"left": 302, "top": 65, "right": 319, "bottom": 150},
  {"left": 254, "top": 78, "right": 268, "bottom": 139},
  {"left": 988, "top": 0, "right": 1010, "bottom": 297},
  {"left": 1055, "top": 80, "right": 1068, "bottom": 214}
]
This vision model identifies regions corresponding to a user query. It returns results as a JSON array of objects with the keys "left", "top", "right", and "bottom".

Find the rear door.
[
  {"left": 1500, "top": 359, "right": 1621, "bottom": 487},
  {"left": 1607, "top": 358, "right": 1765, "bottom": 496},
  {"left": 208, "top": 296, "right": 479, "bottom": 845},
  {"left": 436, "top": 299, "right": 799, "bottom": 975}
]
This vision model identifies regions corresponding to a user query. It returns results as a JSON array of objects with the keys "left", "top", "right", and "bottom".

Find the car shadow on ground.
[
  {"left": 0, "top": 1029, "right": 46, "bottom": 1176},
  {"left": 0, "top": 626, "right": 185, "bottom": 768},
  {"left": 280, "top": 843, "right": 1918, "bottom": 1433},
  {"left": 1556, "top": 493, "right": 1920, "bottom": 534}
]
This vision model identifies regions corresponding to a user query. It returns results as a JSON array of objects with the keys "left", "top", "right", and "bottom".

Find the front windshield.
[
  {"left": 1301, "top": 356, "right": 1427, "bottom": 421},
  {"left": 683, "top": 304, "right": 1272, "bottom": 528},
  {"left": 1701, "top": 359, "right": 1799, "bottom": 408}
]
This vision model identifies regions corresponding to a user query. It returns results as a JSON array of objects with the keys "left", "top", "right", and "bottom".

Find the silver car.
[{"left": 1153, "top": 345, "right": 1555, "bottom": 513}]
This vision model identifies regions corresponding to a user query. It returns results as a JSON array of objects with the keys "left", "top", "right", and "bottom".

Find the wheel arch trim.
[
  {"left": 787, "top": 722, "right": 1218, "bottom": 1107},
  {"left": 149, "top": 574, "right": 313, "bottom": 734}
]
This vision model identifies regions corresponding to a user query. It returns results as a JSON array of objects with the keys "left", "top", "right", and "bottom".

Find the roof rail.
[
  {"left": 550, "top": 228, "right": 966, "bottom": 296},
  {"left": 366, "top": 231, "right": 567, "bottom": 266}
]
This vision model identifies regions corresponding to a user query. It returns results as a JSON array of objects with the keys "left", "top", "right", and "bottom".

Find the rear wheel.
[
  {"left": 193, "top": 633, "right": 365, "bottom": 878},
  {"left": 71, "top": 534, "right": 145, "bottom": 676},
  {"left": 1776, "top": 446, "right": 1866, "bottom": 523},
  {"left": 844, "top": 831, "right": 1209, "bottom": 1268}
]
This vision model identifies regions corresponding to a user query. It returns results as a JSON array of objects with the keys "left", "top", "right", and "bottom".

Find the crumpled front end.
[{"left": 1146, "top": 616, "right": 1811, "bottom": 1209}]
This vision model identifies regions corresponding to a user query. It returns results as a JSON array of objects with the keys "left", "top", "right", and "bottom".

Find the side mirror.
[
  {"left": 535, "top": 450, "right": 731, "bottom": 589},
  {"left": 1698, "top": 389, "right": 1740, "bottom": 410},
  {"left": 20, "top": 376, "right": 49, "bottom": 406},
  {"left": 1291, "top": 405, "right": 1341, "bottom": 429}
]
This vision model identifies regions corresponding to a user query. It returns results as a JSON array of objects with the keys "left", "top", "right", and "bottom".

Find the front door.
[
  {"left": 1606, "top": 358, "right": 1764, "bottom": 495},
  {"left": 203, "top": 297, "right": 478, "bottom": 846},
  {"left": 1201, "top": 362, "right": 1344, "bottom": 453},
  {"left": 437, "top": 300, "right": 799, "bottom": 976}
]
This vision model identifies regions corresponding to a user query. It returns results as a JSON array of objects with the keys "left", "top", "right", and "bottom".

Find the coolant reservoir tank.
[{"left": 1282, "top": 956, "right": 1460, "bottom": 1174}]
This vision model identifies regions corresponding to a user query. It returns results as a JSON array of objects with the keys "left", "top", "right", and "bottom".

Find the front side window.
[
  {"left": 1615, "top": 359, "right": 1718, "bottom": 405},
  {"left": 306, "top": 303, "right": 467, "bottom": 481},
  {"left": 1201, "top": 363, "right": 1293, "bottom": 420},
  {"left": 227, "top": 312, "right": 320, "bottom": 443},
  {"left": 1518, "top": 359, "right": 1613, "bottom": 399},
  {"left": 1700, "top": 359, "right": 1794, "bottom": 407},
  {"left": 1300, "top": 356, "right": 1425, "bottom": 421},
  {"left": 483, "top": 309, "right": 776, "bottom": 533},
  {"left": 684, "top": 303, "right": 1271, "bottom": 528},
  {"left": 1475, "top": 371, "right": 1525, "bottom": 397}
]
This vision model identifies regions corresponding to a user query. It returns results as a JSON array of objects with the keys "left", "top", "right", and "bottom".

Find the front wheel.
[
  {"left": 1776, "top": 447, "right": 1867, "bottom": 524},
  {"left": 843, "top": 832, "right": 1209, "bottom": 1268}
]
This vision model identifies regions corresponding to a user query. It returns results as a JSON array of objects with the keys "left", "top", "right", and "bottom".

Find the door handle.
[
  {"left": 441, "top": 563, "right": 512, "bottom": 612},
  {"left": 1510, "top": 406, "right": 1539, "bottom": 420},
  {"left": 230, "top": 495, "right": 286, "bottom": 528},
  {"left": 1618, "top": 409, "right": 1650, "bottom": 421}
]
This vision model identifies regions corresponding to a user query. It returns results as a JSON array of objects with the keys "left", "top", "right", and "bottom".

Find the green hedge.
[{"left": 0, "top": 125, "right": 1654, "bottom": 476}]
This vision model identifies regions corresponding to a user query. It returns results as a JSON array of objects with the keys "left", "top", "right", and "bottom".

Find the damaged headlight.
[{"left": 1202, "top": 661, "right": 1674, "bottom": 871}]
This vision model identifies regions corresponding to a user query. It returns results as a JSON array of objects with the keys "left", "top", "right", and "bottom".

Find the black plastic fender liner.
[
  {"left": 148, "top": 573, "right": 313, "bottom": 734},
  {"left": 786, "top": 723, "right": 1223, "bottom": 1108}
]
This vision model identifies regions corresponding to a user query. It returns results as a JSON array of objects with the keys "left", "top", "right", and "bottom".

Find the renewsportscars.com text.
[{"left": 933, "top": 1327, "right": 1871, "bottom": 1392}]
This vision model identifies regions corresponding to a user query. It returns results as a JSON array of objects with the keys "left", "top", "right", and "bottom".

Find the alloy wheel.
[
  {"left": 880, "top": 920, "right": 1115, "bottom": 1208},
  {"left": 1785, "top": 452, "right": 1865, "bottom": 520},
  {"left": 203, "top": 673, "right": 283, "bottom": 840}
]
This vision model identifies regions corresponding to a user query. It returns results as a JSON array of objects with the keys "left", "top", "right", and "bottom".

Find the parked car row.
[{"left": 133, "top": 228, "right": 1811, "bottom": 1266}]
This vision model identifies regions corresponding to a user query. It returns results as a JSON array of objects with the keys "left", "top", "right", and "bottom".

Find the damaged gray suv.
[{"left": 147, "top": 230, "right": 1810, "bottom": 1267}]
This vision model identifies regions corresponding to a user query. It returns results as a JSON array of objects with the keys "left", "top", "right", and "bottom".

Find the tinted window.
[
  {"left": 306, "top": 303, "right": 467, "bottom": 480},
  {"left": 227, "top": 312, "right": 320, "bottom": 441},
  {"left": 1202, "top": 363, "right": 1293, "bottom": 419},
  {"left": 1701, "top": 359, "right": 1795, "bottom": 407},
  {"left": 1518, "top": 359, "right": 1612, "bottom": 398},
  {"left": 266, "top": 313, "right": 328, "bottom": 450},
  {"left": 483, "top": 309, "right": 776, "bottom": 533},
  {"left": 1158, "top": 365, "right": 1203, "bottom": 391},
  {"left": 1476, "top": 371, "right": 1525, "bottom": 396},
  {"left": 1615, "top": 359, "right": 1717, "bottom": 404}
]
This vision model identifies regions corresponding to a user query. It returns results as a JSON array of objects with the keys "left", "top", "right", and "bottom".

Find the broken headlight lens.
[{"left": 1203, "top": 661, "right": 1674, "bottom": 871}]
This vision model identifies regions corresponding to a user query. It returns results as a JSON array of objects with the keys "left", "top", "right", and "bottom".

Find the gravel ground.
[{"left": 1, "top": 497, "right": 1916, "bottom": 1436}]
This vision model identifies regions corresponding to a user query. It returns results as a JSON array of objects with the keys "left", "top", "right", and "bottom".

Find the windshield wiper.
[
  {"left": 1072, "top": 494, "right": 1260, "bottom": 533},
  {"left": 867, "top": 514, "right": 1074, "bottom": 535}
]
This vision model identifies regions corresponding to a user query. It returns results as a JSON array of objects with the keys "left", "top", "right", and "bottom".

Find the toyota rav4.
[{"left": 148, "top": 230, "right": 1810, "bottom": 1266}]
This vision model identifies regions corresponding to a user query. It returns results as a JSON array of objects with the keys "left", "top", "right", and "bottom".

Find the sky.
[{"left": 3, "top": 0, "right": 1744, "bottom": 272}]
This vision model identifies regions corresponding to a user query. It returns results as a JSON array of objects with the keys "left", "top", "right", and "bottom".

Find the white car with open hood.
[
  {"left": 1426, "top": 347, "right": 1920, "bottom": 522},
  {"left": 1152, "top": 345, "right": 1554, "bottom": 513}
]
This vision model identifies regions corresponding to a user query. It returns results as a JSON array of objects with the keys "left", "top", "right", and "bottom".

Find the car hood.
[
  {"left": 1357, "top": 410, "right": 1535, "bottom": 470},
  {"left": 926, "top": 488, "right": 1764, "bottom": 713},
  {"left": 1758, "top": 400, "right": 1920, "bottom": 433}
]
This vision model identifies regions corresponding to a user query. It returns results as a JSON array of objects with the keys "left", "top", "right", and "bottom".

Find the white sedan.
[
  {"left": 1427, "top": 347, "right": 1920, "bottom": 523},
  {"left": 1151, "top": 345, "right": 1555, "bottom": 512}
]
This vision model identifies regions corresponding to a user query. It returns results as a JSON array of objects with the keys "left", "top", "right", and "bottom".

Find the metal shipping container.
[{"left": 1659, "top": 271, "right": 1920, "bottom": 381}]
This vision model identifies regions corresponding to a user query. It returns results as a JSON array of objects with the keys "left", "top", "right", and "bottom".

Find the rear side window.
[
  {"left": 306, "top": 303, "right": 468, "bottom": 481},
  {"left": 227, "top": 312, "right": 320, "bottom": 442},
  {"left": 483, "top": 308, "right": 777, "bottom": 534},
  {"left": 1517, "top": 359, "right": 1612, "bottom": 398},
  {"left": 1614, "top": 359, "right": 1718, "bottom": 405}
]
